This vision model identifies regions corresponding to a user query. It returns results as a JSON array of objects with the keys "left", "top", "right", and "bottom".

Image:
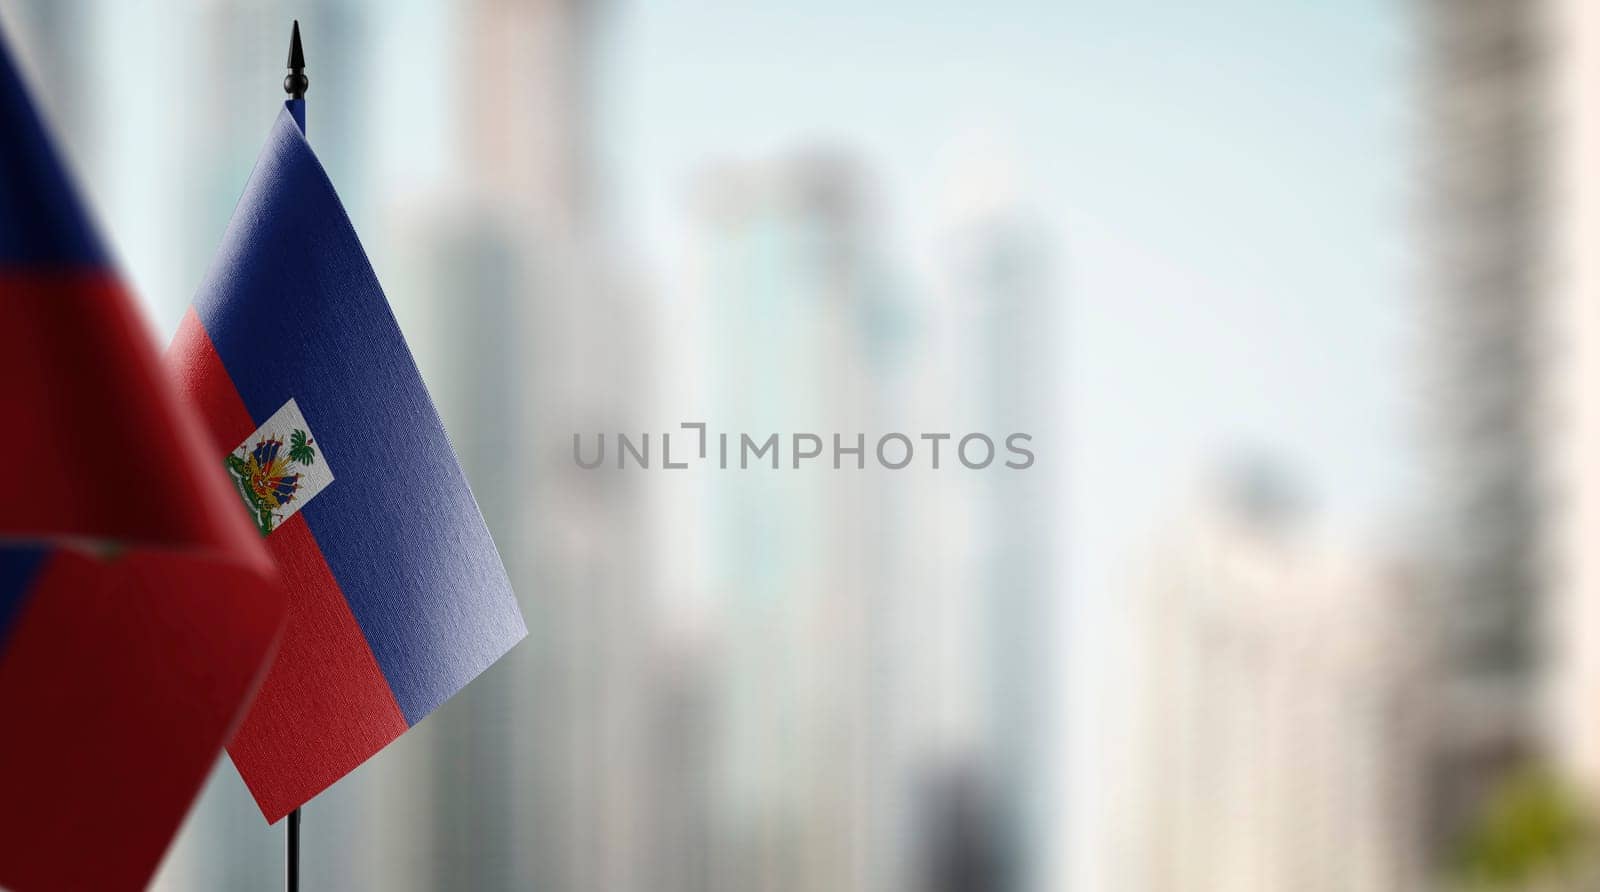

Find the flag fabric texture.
[
  {"left": 0, "top": 32, "right": 285, "bottom": 892},
  {"left": 169, "top": 103, "right": 527, "bottom": 822}
]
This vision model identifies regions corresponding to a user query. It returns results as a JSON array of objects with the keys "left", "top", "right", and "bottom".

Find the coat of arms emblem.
[{"left": 226, "top": 398, "right": 334, "bottom": 535}]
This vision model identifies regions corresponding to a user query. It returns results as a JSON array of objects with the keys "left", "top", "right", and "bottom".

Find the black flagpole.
[
  {"left": 286, "top": 807, "right": 302, "bottom": 892},
  {"left": 282, "top": 24, "right": 306, "bottom": 892},
  {"left": 285, "top": 20, "right": 307, "bottom": 101}
]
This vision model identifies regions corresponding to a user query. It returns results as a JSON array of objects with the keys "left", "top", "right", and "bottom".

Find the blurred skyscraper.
[
  {"left": 1104, "top": 466, "right": 1430, "bottom": 892},
  {"left": 924, "top": 202, "right": 1061, "bottom": 892},
  {"left": 419, "top": 2, "right": 657, "bottom": 891},
  {"left": 1536, "top": 0, "right": 1600, "bottom": 829},
  {"left": 1414, "top": 0, "right": 1551, "bottom": 853},
  {"left": 687, "top": 152, "right": 909, "bottom": 892}
]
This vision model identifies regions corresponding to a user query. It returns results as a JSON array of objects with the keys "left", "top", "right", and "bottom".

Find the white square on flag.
[{"left": 225, "top": 397, "right": 335, "bottom": 536}]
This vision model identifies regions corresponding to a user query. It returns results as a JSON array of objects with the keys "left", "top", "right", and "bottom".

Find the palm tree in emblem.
[{"left": 289, "top": 429, "right": 316, "bottom": 465}]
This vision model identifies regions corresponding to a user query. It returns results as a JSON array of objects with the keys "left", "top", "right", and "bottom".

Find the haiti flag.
[
  {"left": 168, "top": 101, "right": 527, "bottom": 822},
  {"left": 0, "top": 30, "right": 285, "bottom": 892}
]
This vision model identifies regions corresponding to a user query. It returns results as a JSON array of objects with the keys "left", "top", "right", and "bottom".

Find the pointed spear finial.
[{"left": 284, "top": 20, "right": 308, "bottom": 99}]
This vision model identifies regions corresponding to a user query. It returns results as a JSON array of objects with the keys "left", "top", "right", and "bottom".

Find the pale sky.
[{"left": 600, "top": 0, "right": 1411, "bottom": 596}]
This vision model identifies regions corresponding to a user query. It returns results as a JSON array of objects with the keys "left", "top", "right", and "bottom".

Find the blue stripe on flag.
[
  {"left": 0, "top": 35, "right": 105, "bottom": 266},
  {"left": 0, "top": 548, "right": 47, "bottom": 651},
  {"left": 192, "top": 109, "right": 523, "bottom": 725}
]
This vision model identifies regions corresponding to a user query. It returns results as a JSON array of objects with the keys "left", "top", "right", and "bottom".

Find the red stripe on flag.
[
  {"left": 0, "top": 547, "right": 284, "bottom": 891},
  {"left": 168, "top": 311, "right": 408, "bottom": 821},
  {"left": 228, "top": 513, "right": 408, "bottom": 822},
  {"left": 168, "top": 306, "right": 257, "bottom": 451},
  {"left": 0, "top": 274, "right": 262, "bottom": 560}
]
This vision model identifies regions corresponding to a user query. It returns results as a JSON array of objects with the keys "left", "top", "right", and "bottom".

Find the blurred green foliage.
[{"left": 1452, "top": 767, "right": 1595, "bottom": 890}]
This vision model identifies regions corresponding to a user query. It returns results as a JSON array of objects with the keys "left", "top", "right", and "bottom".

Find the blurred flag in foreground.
[
  {"left": 0, "top": 31, "right": 285, "bottom": 891},
  {"left": 168, "top": 102, "right": 527, "bottom": 822}
]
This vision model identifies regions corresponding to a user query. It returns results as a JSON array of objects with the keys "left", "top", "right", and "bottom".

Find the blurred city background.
[{"left": 9, "top": 0, "right": 1600, "bottom": 890}]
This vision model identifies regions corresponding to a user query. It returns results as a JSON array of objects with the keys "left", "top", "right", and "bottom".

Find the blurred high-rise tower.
[
  {"left": 686, "top": 152, "right": 909, "bottom": 892},
  {"left": 411, "top": 2, "right": 656, "bottom": 891},
  {"left": 1414, "top": 0, "right": 1551, "bottom": 850},
  {"left": 1539, "top": 0, "right": 1600, "bottom": 825},
  {"left": 920, "top": 203, "right": 1061, "bottom": 892},
  {"left": 1104, "top": 467, "right": 1431, "bottom": 892}
]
